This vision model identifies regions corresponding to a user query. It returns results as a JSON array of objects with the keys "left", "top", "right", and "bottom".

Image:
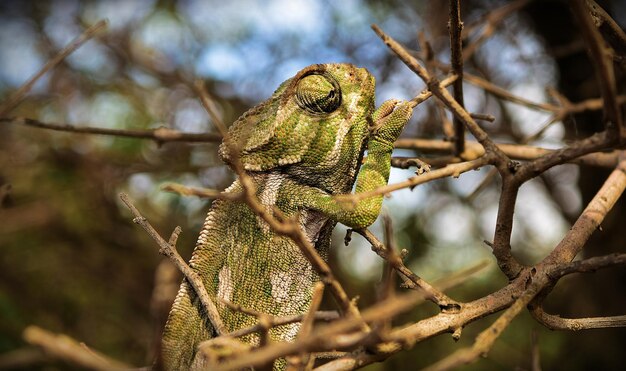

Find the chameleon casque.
[{"left": 161, "top": 63, "right": 413, "bottom": 369}]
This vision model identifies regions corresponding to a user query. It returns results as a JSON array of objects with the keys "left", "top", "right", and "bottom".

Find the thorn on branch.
[
  {"left": 168, "top": 226, "right": 182, "bottom": 246},
  {"left": 132, "top": 217, "right": 146, "bottom": 224},
  {"left": 451, "top": 327, "right": 463, "bottom": 341}
]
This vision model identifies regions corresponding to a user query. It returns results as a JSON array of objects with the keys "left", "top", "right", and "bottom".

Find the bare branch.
[
  {"left": 372, "top": 24, "right": 509, "bottom": 166},
  {"left": 23, "top": 326, "right": 131, "bottom": 370},
  {"left": 532, "top": 306, "right": 626, "bottom": 331},
  {"left": 316, "top": 276, "right": 521, "bottom": 371},
  {"left": 119, "top": 192, "right": 226, "bottom": 335},
  {"left": 339, "top": 157, "right": 489, "bottom": 204},
  {"left": 448, "top": 0, "right": 466, "bottom": 155},
  {"left": 585, "top": 0, "right": 626, "bottom": 58},
  {"left": 549, "top": 252, "right": 626, "bottom": 278},
  {"left": 531, "top": 330, "right": 541, "bottom": 371},
  {"left": 423, "top": 156, "right": 626, "bottom": 371},
  {"left": 356, "top": 228, "right": 459, "bottom": 311},
  {"left": 462, "top": 0, "right": 532, "bottom": 61},
  {"left": 571, "top": 0, "right": 624, "bottom": 136},
  {"left": 225, "top": 311, "right": 339, "bottom": 339},
  {"left": 214, "top": 293, "right": 423, "bottom": 371},
  {"left": 395, "top": 138, "right": 622, "bottom": 168},
  {"left": 161, "top": 183, "right": 241, "bottom": 200},
  {"left": 0, "top": 20, "right": 108, "bottom": 116},
  {"left": 1, "top": 117, "right": 221, "bottom": 143},
  {"left": 287, "top": 282, "right": 326, "bottom": 370}
]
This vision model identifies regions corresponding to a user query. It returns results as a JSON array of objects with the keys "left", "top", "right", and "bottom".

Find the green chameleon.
[{"left": 161, "top": 63, "right": 413, "bottom": 369}]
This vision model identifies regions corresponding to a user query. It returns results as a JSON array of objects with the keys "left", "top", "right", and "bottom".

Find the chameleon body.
[{"left": 161, "top": 63, "right": 412, "bottom": 369}]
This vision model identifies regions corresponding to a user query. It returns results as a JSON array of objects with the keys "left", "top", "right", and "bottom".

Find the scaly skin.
[{"left": 161, "top": 64, "right": 412, "bottom": 370}]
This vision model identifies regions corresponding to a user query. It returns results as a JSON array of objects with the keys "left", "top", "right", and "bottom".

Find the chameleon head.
[{"left": 220, "top": 63, "right": 376, "bottom": 190}]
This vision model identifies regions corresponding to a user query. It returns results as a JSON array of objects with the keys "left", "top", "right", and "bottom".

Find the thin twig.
[
  {"left": 1, "top": 117, "right": 221, "bottom": 143},
  {"left": 287, "top": 282, "right": 325, "bottom": 371},
  {"left": 225, "top": 311, "right": 339, "bottom": 339},
  {"left": 462, "top": 73, "right": 559, "bottom": 112},
  {"left": 433, "top": 57, "right": 626, "bottom": 115},
  {"left": 585, "top": 0, "right": 626, "bottom": 56},
  {"left": 531, "top": 330, "right": 541, "bottom": 371},
  {"left": 571, "top": 0, "right": 623, "bottom": 136},
  {"left": 0, "top": 20, "right": 108, "bottom": 116},
  {"left": 119, "top": 192, "right": 226, "bottom": 335},
  {"left": 23, "top": 326, "right": 131, "bottom": 370},
  {"left": 371, "top": 24, "right": 510, "bottom": 169},
  {"left": 531, "top": 307, "right": 626, "bottom": 331},
  {"left": 356, "top": 228, "right": 459, "bottom": 310},
  {"left": 161, "top": 182, "right": 241, "bottom": 200},
  {"left": 193, "top": 80, "right": 229, "bottom": 137},
  {"left": 548, "top": 252, "right": 626, "bottom": 278},
  {"left": 339, "top": 156, "right": 489, "bottom": 203},
  {"left": 423, "top": 157, "right": 626, "bottom": 371},
  {"left": 409, "top": 74, "right": 458, "bottom": 108},
  {"left": 449, "top": 0, "right": 466, "bottom": 155},
  {"left": 214, "top": 293, "right": 423, "bottom": 371},
  {"left": 461, "top": 0, "right": 532, "bottom": 61},
  {"left": 394, "top": 138, "right": 621, "bottom": 168}
]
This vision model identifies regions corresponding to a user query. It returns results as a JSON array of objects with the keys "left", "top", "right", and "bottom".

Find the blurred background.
[{"left": 1, "top": 0, "right": 625, "bottom": 369}]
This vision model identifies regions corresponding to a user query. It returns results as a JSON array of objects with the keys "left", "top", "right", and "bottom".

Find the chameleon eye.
[{"left": 295, "top": 73, "right": 342, "bottom": 114}]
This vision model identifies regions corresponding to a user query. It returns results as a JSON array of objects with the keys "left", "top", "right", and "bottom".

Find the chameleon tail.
[{"left": 161, "top": 281, "right": 214, "bottom": 370}]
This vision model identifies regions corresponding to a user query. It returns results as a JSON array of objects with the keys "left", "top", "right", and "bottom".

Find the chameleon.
[{"left": 161, "top": 63, "right": 413, "bottom": 370}]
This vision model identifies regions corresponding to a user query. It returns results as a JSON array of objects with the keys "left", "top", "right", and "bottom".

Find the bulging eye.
[{"left": 295, "top": 73, "right": 341, "bottom": 114}]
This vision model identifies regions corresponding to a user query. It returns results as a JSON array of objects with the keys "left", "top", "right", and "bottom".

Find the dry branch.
[
  {"left": 394, "top": 138, "right": 621, "bottom": 168},
  {"left": 355, "top": 228, "right": 458, "bottom": 310},
  {"left": 225, "top": 311, "right": 339, "bottom": 339},
  {"left": 531, "top": 307, "right": 626, "bottom": 331},
  {"left": 23, "top": 326, "right": 131, "bottom": 370},
  {"left": 585, "top": 0, "right": 626, "bottom": 55},
  {"left": 0, "top": 117, "right": 221, "bottom": 143},
  {"left": 119, "top": 192, "right": 226, "bottom": 335},
  {"left": 214, "top": 294, "right": 423, "bottom": 371},
  {"left": 7, "top": 3, "right": 626, "bottom": 370},
  {"left": 338, "top": 156, "right": 489, "bottom": 203},
  {"left": 372, "top": 24, "right": 509, "bottom": 165},
  {"left": 461, "top": 0, "right": 532, "bottom": 61},
  {"left": 448, "top": 0, "right": 466, "bottom": 155},
  {"left": 549, "top": 252, "right": 626, "bottom": 278},
  {"left": 0, "top": 20, "right": 108, "bottom": 116},
  {"left": 424, "top": 156, "right": 626, "bottom": 370},
  {"left": 286, "top": 282, "right": 326, "bottom": 370},
  {"left": 571, "top": 0, "right": 624, "bottom": 137}
]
